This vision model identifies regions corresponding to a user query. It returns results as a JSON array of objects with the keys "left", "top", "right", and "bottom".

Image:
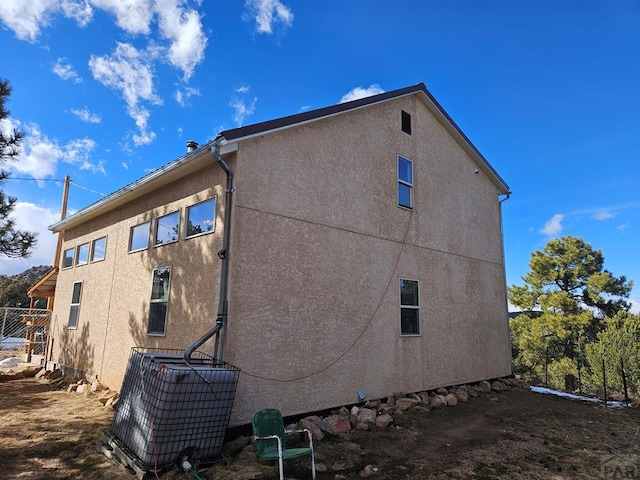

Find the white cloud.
[
  {"left": 629, "top": 298, "right": 640, "bottom": 315},
  {"left": 618, "top": 222, "right": 630, "bottom": 232},
  {"left": 3, "top": 120, "right": 101, "bottom": 179},
  {"left": 0, "top": 0, "right": 56, "bottom": 42},
  {"left": 230, "top": 97, "right": 257, "bottom": 126},
  {"left": 71, "top": 107, "right": 101, "bottom": 123},
  {"left": 340, "top": 84, "right": 385, "bottom": 103},
  {"left": 0, "top": 202, "right": 60, "bottom": 276},
  {"left": 0, "top": 0, "right": 93, "bottom": 41},
  {"left": 53, "top": 58, "right": 83, "bottom": 83},
  {"left": 61, "top": 0, "right": 93, "bottom": 27},
  {"left": 174, "top": 86, "right": 201, "bottom": 107},
  {"left": 593, "top": 210, "right": 615, "bottom": 221},
  {"left": 89, "top": 42, "right": 162, "bottom": 145},
  {"left": 235, "top": 85, "right": 250, "bottom": 94},
  {"left": 156, "top": 0, "right": 207, "bottom": 80},
  {"left": 89, "top": 0, "right": 154, "bottom": 34},
  {"left": 540, "top": 214, "right": 564, "bottom": 236},
  {"left": 244, "top": 0, "right": 293, "bottom": 34}
]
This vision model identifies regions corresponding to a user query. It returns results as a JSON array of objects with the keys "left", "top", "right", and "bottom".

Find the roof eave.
[{"left": 49, "top": 143, "right": 216, "bottom": 232}]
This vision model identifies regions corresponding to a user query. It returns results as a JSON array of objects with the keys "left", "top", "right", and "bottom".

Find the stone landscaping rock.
[
  {"left": 445, "top": 393, "right": 458, "bottom": 407},
  {"left": 395, "top": 397, "right": 419, "bottom": 411},
  {"left": 430, "top": 395, "right": 447, "bottom": 409},
  {"left": 418, "top": 391, "right": 431, "bottom": 403},
  {"left": 375, "top": 414, "right": 393, "bottom": 428},
  {"left": 299, "top": 417, "right": 325, "bottom": 441},
  {"left": 491, "top": 381, "right": 508, "bottom": 392},
  {"left": 454, "top": 387, "right": 469, "bottom": 403},
  {"left": 467, "top": 386, "right": 479, "bottom": 397},
  {"left": 436, "top": 387, "right": 449, "bottom": 395},
  {"left": 477, "top": 381, "right": 491, "bottom": 393},
  {"left": 356, "top": 408, "right": 377, "bottom": 424},
  {"left": 326, "top": 414, "right": 351, "bottom": 434}
]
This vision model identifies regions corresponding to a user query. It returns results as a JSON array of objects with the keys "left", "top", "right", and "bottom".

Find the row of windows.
[
  {"left": 67, "top": 273, "right": 419, "bottom": 337},
  {"left": 61, "top": 198, "right": 216, "bottom": 269},
  {"left": 63, "top": 236, "right": 106, "bottom": 269},
  {"left": 129, "top": 198, "right": 216, "bottom": 252}
]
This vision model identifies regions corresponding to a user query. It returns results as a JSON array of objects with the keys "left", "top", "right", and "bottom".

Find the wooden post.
[{"left": 52, "top": 175, "right": 70, "bottom": 269}]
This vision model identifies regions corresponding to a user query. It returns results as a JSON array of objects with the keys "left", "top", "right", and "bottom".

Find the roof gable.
[{"left": 50, "top": 82, "right": 509, "bottom": 232}]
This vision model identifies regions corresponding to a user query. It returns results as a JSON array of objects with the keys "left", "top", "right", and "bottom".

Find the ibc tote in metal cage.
[{"left": 101, "top": 347, "right": 240, "bottom": 477}]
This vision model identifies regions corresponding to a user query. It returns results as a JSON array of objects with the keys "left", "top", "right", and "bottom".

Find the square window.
[
  {"left": 91, "top": 237, "right": 107, "bottom": 262},
  {"left": 129, "top": 222, "right": 150, "bottom": 252},
  {"left": 62, "top": 248, "right": 74, "bottom": 269},
  {"left": 68, "top": 281, "right": 83, "bottom": 329},
  {"left": 400, "top": 278, "right": 420, "bottom": 336},
  {"left": 148, "top": 267, "right": 171, "bottom": 335},
  {"left": 398, "top": 156, "right": 413, "bottom": 209},
  {"left": 155, "top": 211, "right": 180, "bottom": 245},
  {"left": 76, "top": 243, "right": 89, "bottom": 266},
  {"left": 185, "top": 198, "right": 216, "bottom": 237}
]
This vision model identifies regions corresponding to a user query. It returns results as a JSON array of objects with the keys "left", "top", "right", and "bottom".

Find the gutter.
[{"left": 184, "top": 139, "right": 234, "bottom": 362}]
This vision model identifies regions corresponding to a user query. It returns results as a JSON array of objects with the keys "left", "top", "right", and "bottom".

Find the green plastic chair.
[{"left": 251, "top": 408, "right": 316, "bottom": 480}]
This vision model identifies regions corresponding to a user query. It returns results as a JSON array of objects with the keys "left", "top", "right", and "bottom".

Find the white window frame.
[
  {"left": 397, "top": 155, "right": 413, "bottom": 209},
  {"left": 76, "top": 243, "right": 90, "bottom": 266},
  {"left": 399, "top": 278, "right": 420, "bottom": 336},
  {"left": 129, "top": 222, "right": 151, "bottom": 252},
  {"left": 68, "top": 281, "right": 83, "bottom": 329},
  {"left": 91, "top": 236, "right": 107, "bottom": 263},
  {"left": 154, "top": 211, "right": 180, "bottom": 246},
  {"left": 147, "top": 266, "right": 171, "bottom": 336}
]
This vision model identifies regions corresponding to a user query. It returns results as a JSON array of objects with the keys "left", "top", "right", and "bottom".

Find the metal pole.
[
  {"left": 545, "top": 344, "right": 549, "bottom": 388},
  {"left": 577, "top": 336, "right": 582, "bottom": 394},
  {"left": 602, "top": 356, "right": 607, "bottom": 407},
  {"left": 621, "top": 357, "right": 629, "bottom": 407},
  {"left": 0, "top": 308, "right": 7, "bottom": 340}
]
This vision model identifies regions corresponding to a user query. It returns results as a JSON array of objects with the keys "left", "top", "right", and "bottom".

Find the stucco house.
[{"left": 47, "top": 83, "right": 511, "bottom": 426}]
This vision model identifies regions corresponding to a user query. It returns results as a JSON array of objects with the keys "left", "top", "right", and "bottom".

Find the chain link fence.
[
  {"left": 536, "top": 347, "right": 638, "bottom": 405},
  {"left": 0, "top": 307, "right": 51, "bottom": 361}
]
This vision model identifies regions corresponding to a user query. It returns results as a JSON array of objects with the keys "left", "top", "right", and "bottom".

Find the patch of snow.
[
  {"left": 1, "top": 337, "right": 25, "bottom": 350},
  {"left": 531, "top": 386, "right": 627, "bottom": 408},
  {"left": 0, "top": 356, "right": 20, "bottom": 368}
]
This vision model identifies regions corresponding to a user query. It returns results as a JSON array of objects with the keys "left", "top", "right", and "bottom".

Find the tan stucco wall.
[
  {"left": 51, "top": 165, "right": 228, "bottom": 389},
  {"left": 223, "top": 95, "right": 510, "bottom": 424},
  {"left": 50, "top": 92, "right": 510, "bottom": 428}
]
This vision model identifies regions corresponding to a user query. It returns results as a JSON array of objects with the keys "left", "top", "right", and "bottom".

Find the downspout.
[
  {"left": 184, "top": 140, "right": 234, "bottom": 362},
  {"left": 498, "top": 191, "right": 512, "bottom": 374}
]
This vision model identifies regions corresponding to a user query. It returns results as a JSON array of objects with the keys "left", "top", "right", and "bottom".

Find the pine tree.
[{"left": 0, "top": 78, "right": 37, "bottom": 258}]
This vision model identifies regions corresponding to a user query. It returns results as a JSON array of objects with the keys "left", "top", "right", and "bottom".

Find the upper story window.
[
  {"left": 399, "top": 278, "right": 420, "bottom": 336},
  {"left": 397, "top": 155, "right": 413, "bottom": 209},
  {"left": 185, "top": 198, "right": 216, "bottom": 238},
  {"left": 91, "top": 236, "right": 107, "bottom": 262},
  {"left": 129, "top": 222, "right": 150, "bottom": 252},
  {"left": 76, "top": 243, "right": 89, "bottom": 266},
  {"left": 68, "top": 281, "right": 83, "bottom": 329},
  {"left": 148, "top": 266, "right": 171, "bottom": 335},
  {"left": 401, "top": 110, "right": 412, "bottom": 135},
  {"left": 62, "top": 248, "right": 74, "bottom": 269},
  {"left": 154, "top": 211, "right": 180, "bottom": 246}
]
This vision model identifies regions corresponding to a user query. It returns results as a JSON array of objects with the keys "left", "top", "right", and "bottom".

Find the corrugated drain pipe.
[{"left": 184, "top": 141, "right": 234, "bottom": 363}]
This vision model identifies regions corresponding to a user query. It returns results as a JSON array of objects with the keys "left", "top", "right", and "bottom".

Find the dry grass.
[{"left": 0, "top": 377, "right": 638, "bottom": 479}]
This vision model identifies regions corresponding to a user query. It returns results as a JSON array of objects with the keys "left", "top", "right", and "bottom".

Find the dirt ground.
[{"left": 0, "top": 377, "right": 638, "bottom": 480}]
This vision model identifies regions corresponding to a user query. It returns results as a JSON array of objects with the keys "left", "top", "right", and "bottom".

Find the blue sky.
[{"left": 0, "top": 1, "right": 638, "bottom": 312}]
